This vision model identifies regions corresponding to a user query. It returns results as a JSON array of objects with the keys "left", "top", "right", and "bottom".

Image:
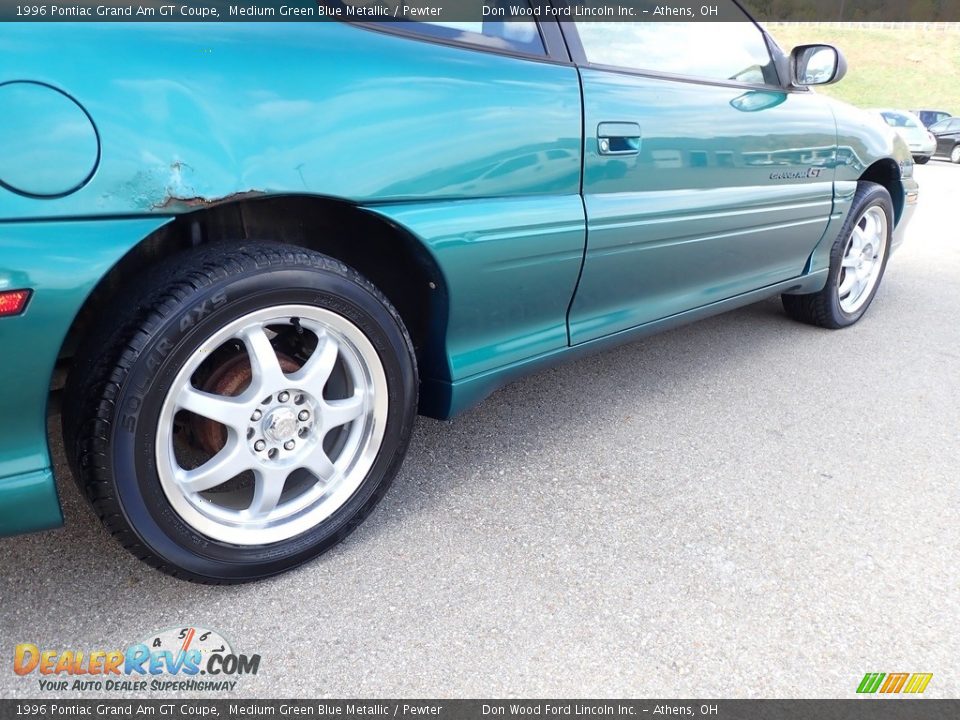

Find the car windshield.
[
  {"left": 880, "top": 111, "right": 921, "bottom": 129},
  {"left": 930, "top": 119, "right": 951, "bottom": 132}
]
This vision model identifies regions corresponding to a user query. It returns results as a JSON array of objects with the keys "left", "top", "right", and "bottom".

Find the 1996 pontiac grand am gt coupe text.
[{"left": 0, "top": 9, "right": 918, "bottom": 582}]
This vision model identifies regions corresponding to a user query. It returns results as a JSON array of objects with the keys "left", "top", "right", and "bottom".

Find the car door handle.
[{"left": 597, "top": 122, "right": 641, "bottom": 155}]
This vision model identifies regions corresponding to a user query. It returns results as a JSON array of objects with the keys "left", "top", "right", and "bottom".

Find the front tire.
[
  {"left": 952, "top": 145, "right": 960, "bottom": 164},
  {"left": 63, "top": 243, "right": 417, "bottom": 583},
  {"left": 782, "top": 181, "right": 893, "bottom": 329}
]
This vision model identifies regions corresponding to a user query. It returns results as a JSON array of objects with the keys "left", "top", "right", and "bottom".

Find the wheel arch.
[
  {"left": 55, "top": 195, "right": 451, "bottom": 414},
  {"left": 858, "top": 158, "right": 905, "bottom": 224}
]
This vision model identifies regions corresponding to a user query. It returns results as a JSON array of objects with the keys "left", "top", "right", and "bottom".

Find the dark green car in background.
[{"left": 0, "top": 5, "right": 918, "bottom": 582}]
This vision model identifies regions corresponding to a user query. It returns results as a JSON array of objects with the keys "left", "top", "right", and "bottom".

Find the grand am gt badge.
[{"left": 770, "top": 167, "right": 826, "bottom": 179}]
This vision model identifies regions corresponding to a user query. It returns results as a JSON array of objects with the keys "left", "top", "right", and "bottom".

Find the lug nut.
[
  {"left": 298, "top": 410, "right": 310, "bottom": 421},
  {"left": 283, "top": 440, "right": 295, "bottom": 451},
  {"left": 251, "top": 410, "right": 262, "bottom": 421},
  {"left": 278, "top": 391, "right": 290, "bottom": 403},
  {"left": 254, "top": 440, "right": 266, "bottom": 452}
]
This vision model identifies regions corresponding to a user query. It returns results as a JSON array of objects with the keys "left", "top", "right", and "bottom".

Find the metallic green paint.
[
  {"left": 803, "top": 181, "right": 857, "bottom": 277},
  {"left": 800, "top": 95, "right": 919, "bottom": 272},
  {"left": 0, "top": 81, "right": 100, "bottom": 198},
  {"left": 0, "top": 469, "right": 62, "bottom": 537},
  {"left": 0, "top": 23, "right": 917, "bottom": 535},
  {"left": 364, "top": 196, "right": 586, "bottom": 380},
  {"left": 831, "top": 97, "right": 919, "bottom": 220},
  {"left": 426, "top": 270, "right": 831, "bottom": 418},
  {"left": 570, "top": 70, "right": 837, "bottom": 343},
  {"left": 830, "top": 96, "right": 912, "bottom": 183},
  {"left": 0, "top": 218, "right": 171, "bottom": 532},
  {"left": 0, "top": 23, "right": 581, "bottom": 218}
]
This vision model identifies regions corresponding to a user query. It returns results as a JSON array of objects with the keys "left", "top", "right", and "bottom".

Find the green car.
[{"left": 0, "top": 10, "right": 918, "bottom": 582}]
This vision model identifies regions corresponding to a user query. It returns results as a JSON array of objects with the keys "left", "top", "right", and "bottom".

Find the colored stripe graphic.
[
  {"left": 857, "top": 672, "right": 932, "bottom": 694},
  {"left": 903, "top": 673, "right": 933, "bottom": 694},
  {"left": 857, "top": 673, "right": 885, "bottom": 693},
  {"left": 880, "top": 673, "right": 909, "bottom": 693}
]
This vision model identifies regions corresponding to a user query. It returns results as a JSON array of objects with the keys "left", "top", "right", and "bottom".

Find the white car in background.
[{"left": 869, "top": 109, "right": 937, "bottom": 163}]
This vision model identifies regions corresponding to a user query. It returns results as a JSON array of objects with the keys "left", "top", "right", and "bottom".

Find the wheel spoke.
[
  {"left": 869, "top": 210, "right": 883, "bottom": 242},
  {"left": 246, "top": 468, "right": 288, "bottom": 517},
  {"left": 289, "top": 332, "right": 339, "bottom": 393},
  {"left": 177, "top": 385, "right": 248, "bottom": 429},
  {"left": 302, "top": 444, "right": 337, "bottom": 483},
  {"left": 850, "top": 225, "right": 866, "bottom": 250},
  {"left": 841, "top": 255, "right": 859, "bottom": 268},
  {"left": 850, "top": 275, "right": 865, "bottom": 301},
  {"left": 241, "top": 325, "right": 288, "bottom": 393},
  {"left": 838, "top": 271, "right": 857, "bottom": 297},
  {"left": 176, "top": 438, "right": 250, "bottom": 493},
  {"left": 322, "top": 393, "right": 365, "bottom": 431}
]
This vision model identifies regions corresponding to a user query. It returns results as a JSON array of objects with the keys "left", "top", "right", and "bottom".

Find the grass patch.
[{"left": 768, "top": 24, "right": 960, "bottom": 114}]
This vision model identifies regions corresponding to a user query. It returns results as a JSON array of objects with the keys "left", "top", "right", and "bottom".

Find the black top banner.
[{"left": 2, "top": 0, "right": 960, "bottom": 22}]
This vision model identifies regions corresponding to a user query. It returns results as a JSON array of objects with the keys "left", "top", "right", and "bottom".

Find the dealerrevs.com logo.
[{"left": 14, "top": 627, "right": 260, "bottom": 693}]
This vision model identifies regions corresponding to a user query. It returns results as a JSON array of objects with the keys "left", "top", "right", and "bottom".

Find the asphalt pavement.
[{"left": 1, "top": 161, "right": 958, "bottom": 699}]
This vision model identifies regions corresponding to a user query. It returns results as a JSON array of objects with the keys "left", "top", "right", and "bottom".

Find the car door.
[
  {"left": 934, "top": 118, "right": 960, "bottom": 155},
  {"left": 563, "top": 9, "right": 838, "bottom": 344}
]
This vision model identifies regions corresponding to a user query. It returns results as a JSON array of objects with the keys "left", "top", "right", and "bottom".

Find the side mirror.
[{"left": 791, "top": 44, "right": 847, "bottom": 86}]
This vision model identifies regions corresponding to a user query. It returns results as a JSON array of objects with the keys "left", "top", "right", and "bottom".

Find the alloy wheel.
[
  {"left": 155, "top": 305, "right": 388, "bottom": 545},
  {"left": 837, "top": 205, "right": 887, "bottom": 314}
]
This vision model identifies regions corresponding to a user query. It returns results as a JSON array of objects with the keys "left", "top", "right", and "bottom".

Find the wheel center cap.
[{"left": 263, "top": 407, "right": 298, "bottom": 443}]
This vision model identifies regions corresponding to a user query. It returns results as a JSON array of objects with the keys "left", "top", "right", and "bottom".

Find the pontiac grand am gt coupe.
[{"left": 0, "top": 10, "right": 918, "bottom": 582}]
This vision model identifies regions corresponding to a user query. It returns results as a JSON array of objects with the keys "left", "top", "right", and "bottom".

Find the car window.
[
  {"left": 574, "top": 3, "right": 778, "bottom": 86},
  {"left": 881, "top": 112, "right": 921, "bottom": 129},
  {"left": 921, "top": 111, "right": 949, "bottom": 126},
  {"left": 335, "top": 1, "right": 545, "bottom": 56},
  {"left": 930, "top": 119, "right": 949, "bottom": 132}
]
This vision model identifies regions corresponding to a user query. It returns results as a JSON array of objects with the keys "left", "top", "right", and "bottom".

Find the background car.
[
  {"left": 929, "top": 117, "right": 960, "bottom": 163},
  {"left": 870, "top": 109, "right": 937, "bottom": 163},
  {"left": 912, "top": 109, "right": 952, "bottom": 128}
]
